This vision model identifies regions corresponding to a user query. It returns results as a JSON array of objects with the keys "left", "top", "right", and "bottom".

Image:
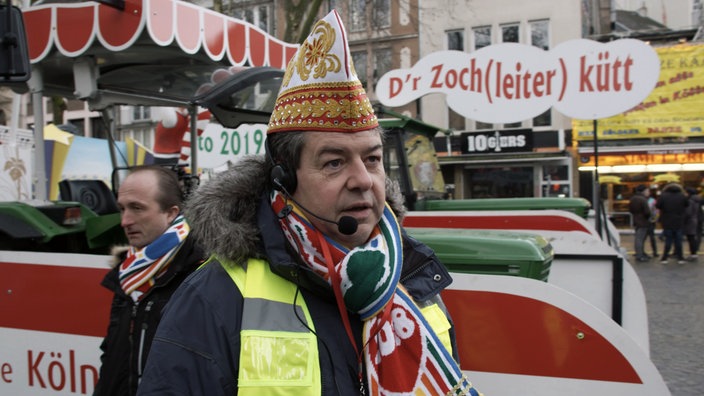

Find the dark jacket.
[
  {"left": 136, "top": 156, "right": 456, "bottom": 396},
  {"left": 656, "top": 183, "right": 689, "bottom": 230},
  {"left": 684, "top": 193, "right": 702, "bottom": 235},
  {"left": 628, "top": 191, "right": 651, "bottom": 228},
  {"left": 94, "top": 236, "right": 205, "bottom": 396}
]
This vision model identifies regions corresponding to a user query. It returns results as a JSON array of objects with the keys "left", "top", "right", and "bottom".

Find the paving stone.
[{"left": 620, "top": 232, "right": 704, "bottom": 396}]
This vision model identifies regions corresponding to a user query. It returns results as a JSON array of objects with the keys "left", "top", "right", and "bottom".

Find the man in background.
[
  {"left": 684, "top": 187, "right": 702, "bottom": 261},
  {"left": 657, "top": 183, "right": 689, "bottom": 265},
  {"left": 645, "top": 186, "right": 659, "bottom": 259},
  {"left": 94, "top": 165, "right": 205, "bottom": 396},
  {"left": 629, "top": 184, "right": 651, "bottom": 262}
]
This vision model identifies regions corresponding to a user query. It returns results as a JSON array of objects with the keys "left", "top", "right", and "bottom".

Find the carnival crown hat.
[{"left": 267, "top": 10, "right": 378, "bottom": 134}]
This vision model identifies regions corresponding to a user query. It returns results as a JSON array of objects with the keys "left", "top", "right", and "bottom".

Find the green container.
[
  {"left": 415, "top": 197, "right": 592, "bottom": 219},
  {"left": 406, "top": 227, "right": 553, "bottom": 281}
]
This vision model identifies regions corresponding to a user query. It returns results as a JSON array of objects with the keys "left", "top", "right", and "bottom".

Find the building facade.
[
  {"left": 415, "top": 0, "right": 582, "bottom": 200},
  {"left": 10, "top": 0, "right": 703, "bottom": 222}
]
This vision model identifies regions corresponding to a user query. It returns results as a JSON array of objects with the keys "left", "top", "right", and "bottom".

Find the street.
[{"left": 622, "top": 232, "right": 704, "bottom": 396}]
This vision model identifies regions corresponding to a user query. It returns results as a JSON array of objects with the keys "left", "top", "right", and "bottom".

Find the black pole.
[
  {"left": 593, "top": 119, "right": 602, "bottom": 238},
  {"left": 1, "top": 0, "right": 17, "bottom": 78},
  {"left": 612, "top": 257, "right": 624, "bottom": 325}
]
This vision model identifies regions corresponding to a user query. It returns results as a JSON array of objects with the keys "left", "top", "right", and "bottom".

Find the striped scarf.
[
  {"left": 271, "top": 192, "right": 480, "bottom": 395},
  {"left": 119, "top": 215, "right": 189, "bottom": 299}
]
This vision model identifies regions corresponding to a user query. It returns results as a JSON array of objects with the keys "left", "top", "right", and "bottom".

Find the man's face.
[
  {"left": 117, "top": 171, "right": 178, "bottom": 249},
  {"left": 292, "top": 129, "right": 386, "bottom": 248}
]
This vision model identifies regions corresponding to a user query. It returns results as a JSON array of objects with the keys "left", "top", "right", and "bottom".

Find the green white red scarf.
[
  {"left": 272, "top": 191, "right": 480, "bottom": 395},
  {"left": 119, "top": 215, "right": 189, "bottom": 300}
]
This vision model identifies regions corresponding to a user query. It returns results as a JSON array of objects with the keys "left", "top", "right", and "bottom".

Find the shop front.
[
  {"left": 577, "top": 143, "right": 704, "bottom": 228},
  {"left": 571, "top": 42, "right": 704, "bottom": 229},
  {"left": 436, "top": 128, "right": 574, "bottom": 199}
]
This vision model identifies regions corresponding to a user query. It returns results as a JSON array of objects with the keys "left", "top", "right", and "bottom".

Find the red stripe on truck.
[{"left": 0, "top": 262, "right": 111, "bottom": 337}]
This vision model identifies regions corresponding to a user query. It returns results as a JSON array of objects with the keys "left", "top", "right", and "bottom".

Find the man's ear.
[{"left": 167, "top": 205, "right": 181, "bottom": 223}]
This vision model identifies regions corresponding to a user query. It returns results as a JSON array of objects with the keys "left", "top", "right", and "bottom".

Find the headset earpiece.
[
  {"left": 266, "top": 138, "right": 297, "bottom": 194},
  {"left": 270, "top": 163, "right": 297, "bottom": 194}
]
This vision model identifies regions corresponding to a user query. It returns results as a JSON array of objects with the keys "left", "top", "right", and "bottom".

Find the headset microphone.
[
  {"left": 298, "top": 203, "right": 358, "bottom": 236},
  {"left": 273, "top": 179, "right": 359, "bottom": 236},
  {"left": 336, "top": 216, "right": 359, "bottom": 236}
]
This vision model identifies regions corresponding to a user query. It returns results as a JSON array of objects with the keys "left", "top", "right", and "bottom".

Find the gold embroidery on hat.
[
  {"left": 295, "top": 20, "right": 340, "bottom": 84},
  {"left": 281, "top": 58, "right": 295, "bottom": 88},
  {"left": 268, "top": 83, "right": 377, "bottom": 132}
]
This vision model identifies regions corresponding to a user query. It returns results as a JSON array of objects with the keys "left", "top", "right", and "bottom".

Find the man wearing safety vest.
[{"left": 138, "top": 10, "right": 481, "bottom": 396}]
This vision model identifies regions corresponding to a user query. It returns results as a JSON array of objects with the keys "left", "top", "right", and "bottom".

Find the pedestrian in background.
[
  {"left": 94, "top": 166, "right": 206, "bottom": 396},
  {"left": 684, "top": 187, "right": 702, "bottom": 261},
  {"left": 656, "top": 183, "right": 689, "bottom": 265},
  {"left": 629, "top": 184, "right": 651, "bottom": 262},
  {"left": 646, "top": 186, "right": 659, "bottom": 258}
]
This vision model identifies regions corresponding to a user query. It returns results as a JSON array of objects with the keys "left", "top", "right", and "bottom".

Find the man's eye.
[{"left": 326, "top": 159, "right": 342, "bottom": 168}]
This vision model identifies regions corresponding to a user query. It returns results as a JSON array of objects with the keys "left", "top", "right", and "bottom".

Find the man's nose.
[
  {"left": 120, "top": 211, "right": 133, "bottom": 228},
  {"left": 346, "top": 159, "right": 373, "bottom": 190}
]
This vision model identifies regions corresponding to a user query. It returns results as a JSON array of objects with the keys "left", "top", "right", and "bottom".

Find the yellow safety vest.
[{"left": 220, "top": 257, "right": 453, "bottom": 396}]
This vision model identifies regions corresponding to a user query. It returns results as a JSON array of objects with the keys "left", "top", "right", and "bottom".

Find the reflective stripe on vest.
[
  {"left": 419, "top": 302, "right": 453, "bottom": 355},
  {"left": 221, "top": 258, "right": 321, "bottom": 395}
]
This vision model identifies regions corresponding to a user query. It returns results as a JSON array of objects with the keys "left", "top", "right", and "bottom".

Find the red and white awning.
[{"left": 23, "top": 0, "right": 298, "bottom": 69}]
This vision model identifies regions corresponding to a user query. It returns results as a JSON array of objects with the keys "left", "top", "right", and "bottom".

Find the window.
[
  {"left": 372, "top": 0, "right": 390, "bottom": 29},
  {"left": 468, "top": 166, "right": 534, "bottom": 198},
  {"left": 475, "top": 121, "right": 493, "bottom": 130},
  {"left": 446, "top": 30, "right": 465, "bottom": 130},
  {"left": 350, "top": 0, "right": 366, "bottom": 31},
  {"left": 224, "top": 1, "right": 272, "bottom": 33},
  {"left": 256, "top": 5, "right": 269, "bottom": 31},
  {"left": 501, "top": 23, "right": 519, "bottom": 43},
  {"left": 472, "top": 26, "right": 491, "bottom": 50},
  {"left": 530, "top": 19, "right": 549, "bottom": 50},
  {"left": 501, "top": 23, "right": 520, "bottom": 128},
  {"left": 348, "top": 0, "right": 390, "bottom": 31},
  {"left": 533, "top": 109, "right": 552, "bottom": 127},
  {"left": 132, "top": 106, "right": 151, "bottom": 121},
  {"left": 530, "top": 20, "right": 551, "bottom": 126},
  {"left": 449, "top": 109, "right": 465, "bottom": 131},
  {"left": 352, "top": 50, "right": 368, "bottom": 87},
  {"left": 373, "top": 48, "right": 392, "bottom": 89},
  {"left": 90, "top": 117, "right": 109, "bottom": 139},
  {"left": 447, "top": 29, "right": 464, "bottom": 51},
  {"left": 542, "top": 165, "right": 570, "bottom": 197}
]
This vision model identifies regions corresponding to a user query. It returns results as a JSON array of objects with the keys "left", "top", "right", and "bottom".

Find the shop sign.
[
  {"left": 376, "top": 39, "right": 659, "bottom": 123},
  {"left": 579, "top": 150, "right": 704, "bottom": 166},
  {"left": 461, "top": 129, "right": 533, "bottom": 154},
  {"left": 573, "top": 43, "right": 704, "bottom": 141}
]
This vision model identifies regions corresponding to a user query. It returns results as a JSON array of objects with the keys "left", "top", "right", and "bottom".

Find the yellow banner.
[
  {"left": 580, "top": 151, "right": 704, "bottom": 167},
  {"left": 573, "top": 43, "right": 704, "bottom": 141}
]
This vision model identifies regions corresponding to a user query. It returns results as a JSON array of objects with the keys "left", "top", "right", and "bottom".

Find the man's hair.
[
  {"left": 126, "top": 165, "right": 183, "bottom": 211},
  {"left": 265, "top": 131, "right": 306, "bottom": 178}
]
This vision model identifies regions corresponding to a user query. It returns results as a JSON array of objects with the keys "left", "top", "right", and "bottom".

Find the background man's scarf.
[
  {"left": 119, "top": 215, "right": 189, "bottom": 298},
  {"left": 272, "top": 192, "right": 480, "bottom": 395}
]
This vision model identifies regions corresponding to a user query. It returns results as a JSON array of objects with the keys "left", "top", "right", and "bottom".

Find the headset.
[{"left": 266, "top": 137, "right": 297, "bottom": 193}]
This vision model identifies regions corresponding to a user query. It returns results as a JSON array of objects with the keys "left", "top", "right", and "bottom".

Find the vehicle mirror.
[{"left": 0, "top": 5, "right": 31, "bottom": 83}]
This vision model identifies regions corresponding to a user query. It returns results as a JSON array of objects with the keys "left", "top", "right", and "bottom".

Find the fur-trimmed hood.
[
  {"left": 184, "top": 155, "right": 406, "bottom": 262},
  {"left": 109, "top": 245, "right": 130, "bottom": 268}
]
